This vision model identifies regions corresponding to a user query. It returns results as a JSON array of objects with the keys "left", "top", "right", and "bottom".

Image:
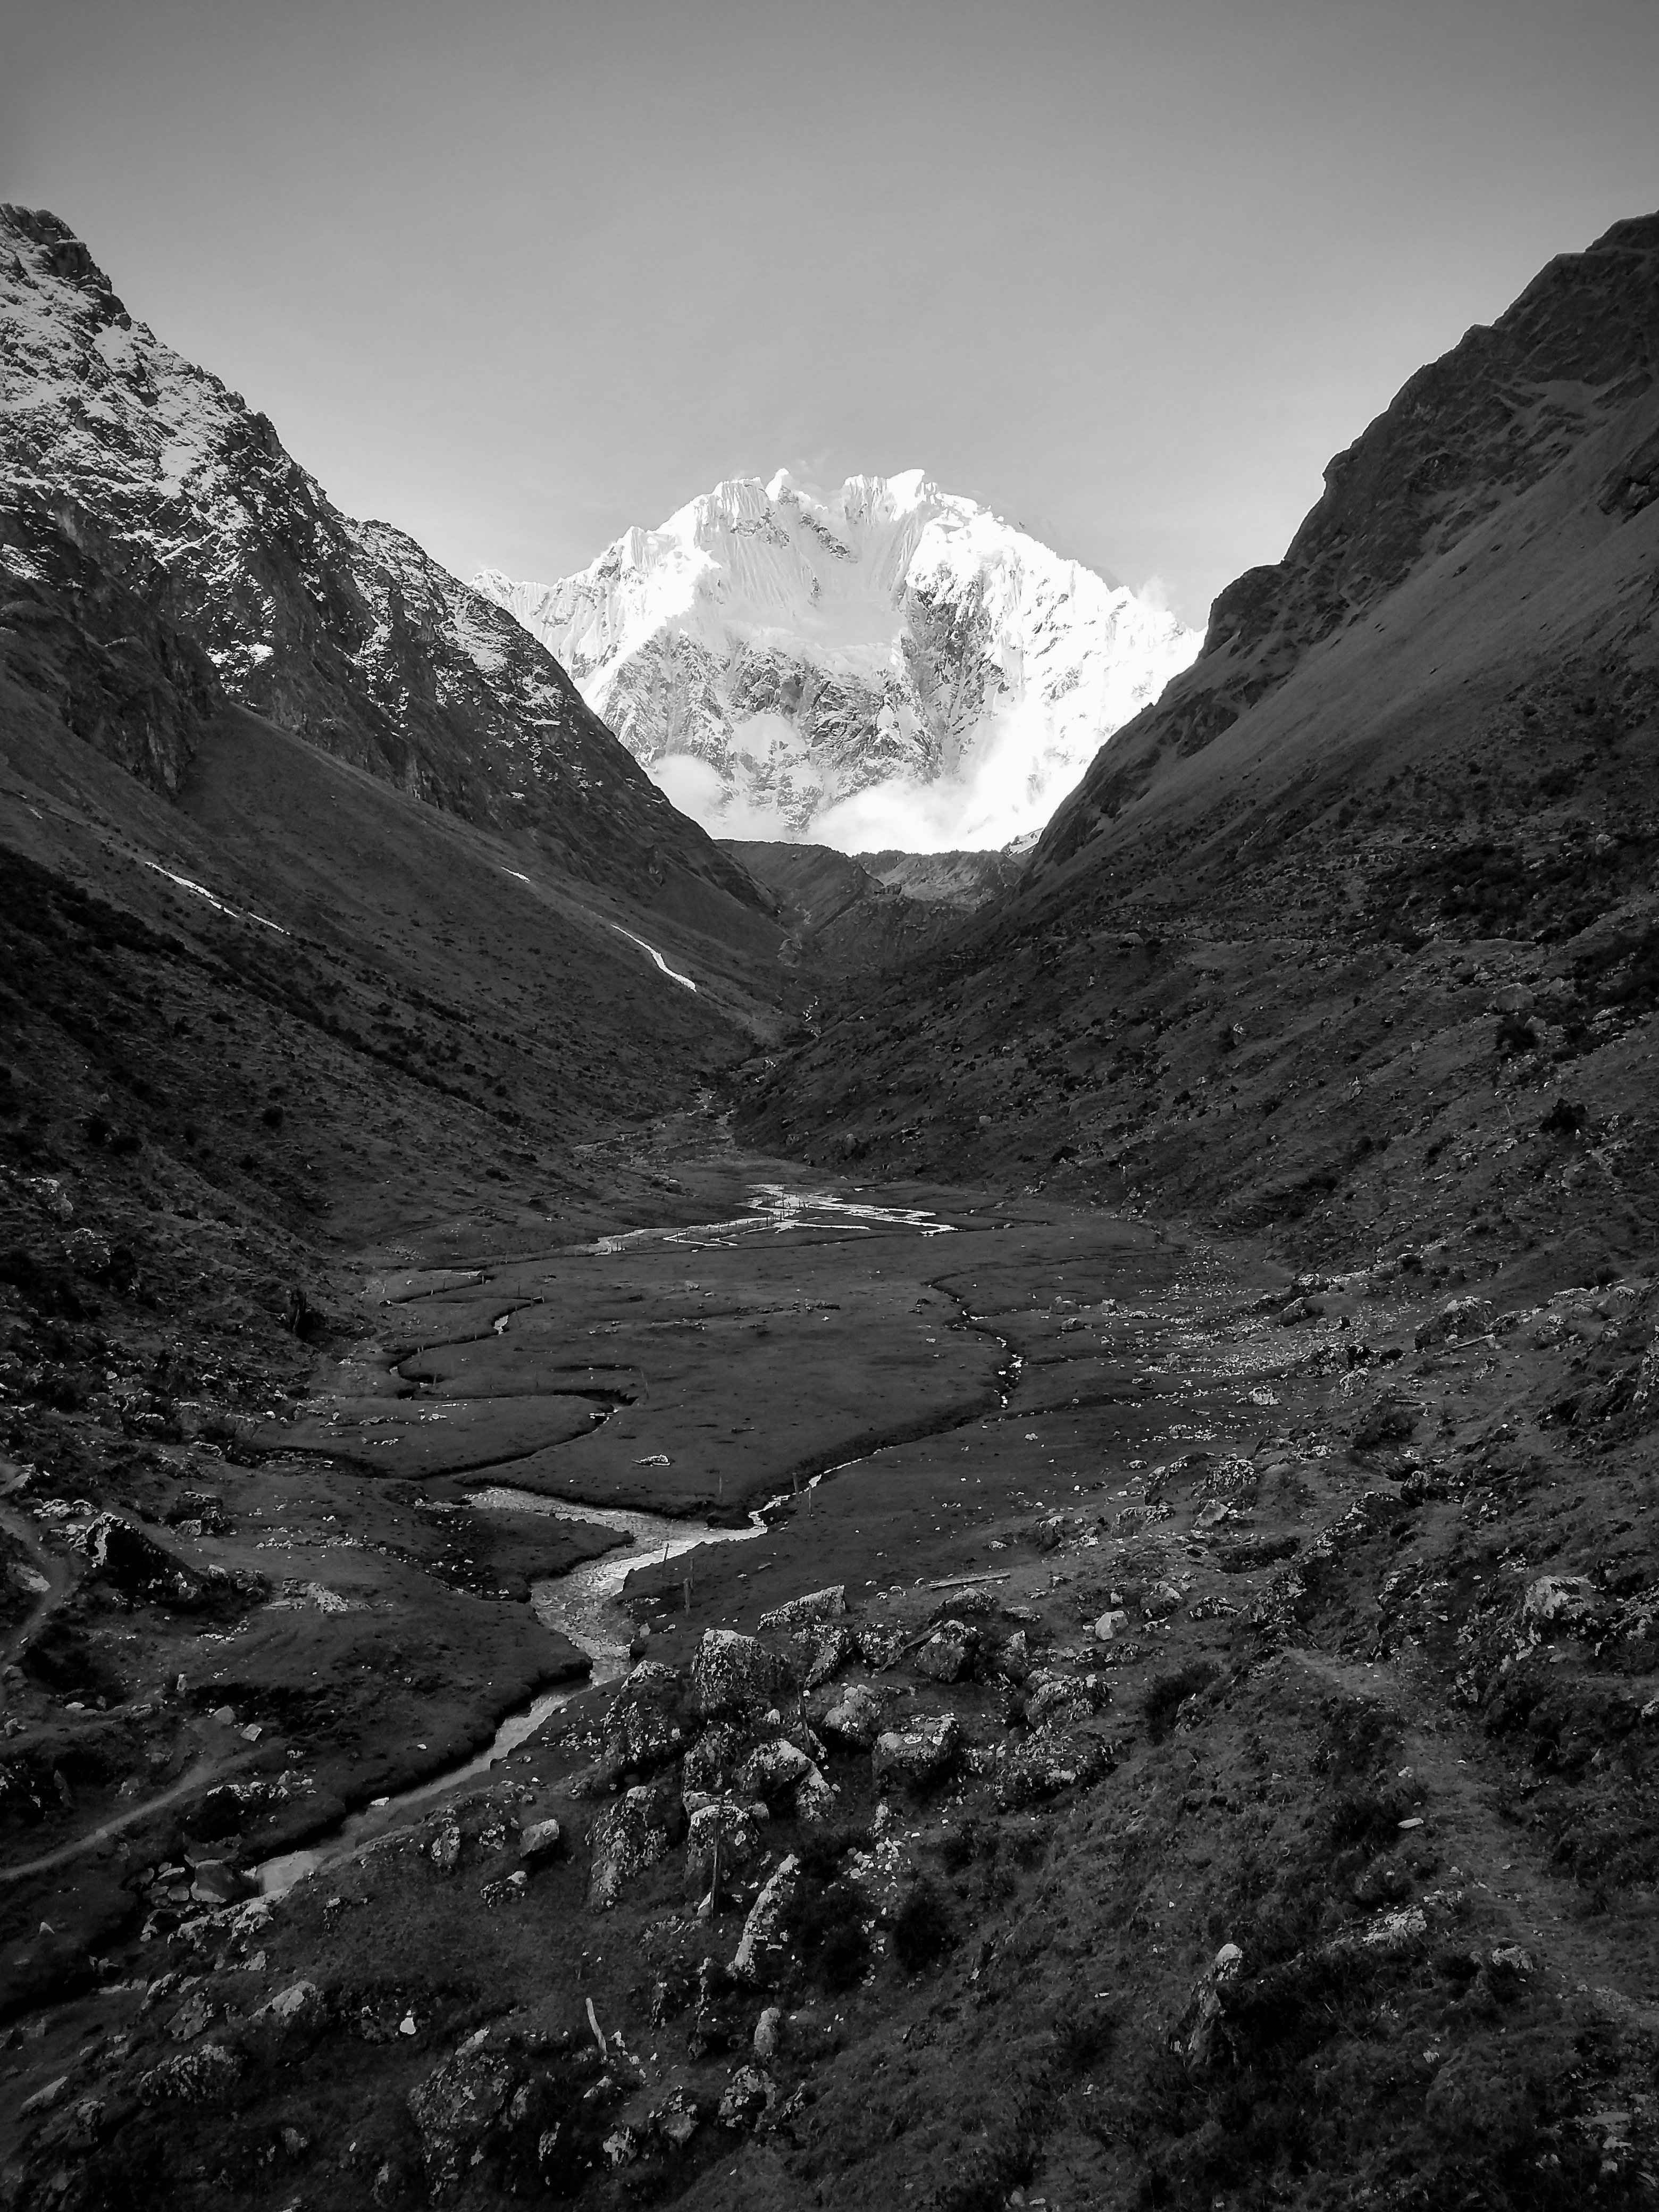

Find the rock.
[
  {"left": 994, "top": 1730, "right": 1113, "bottom": 1809},
  {"left": 1025, "top": 1671, "right": 1111, "bottom": 1733},
  {"left": 758, "top": 1585, "right": 847, "bottom": 1631},
  {"left": 602, "top": 1660, "right": 690, "bottom": 1772},
  {"left": 732, "top": 1853, "right": 802, "bottom": 1985},
  {"left": 717, "top": 2064, "right": 775, "bottom": 2130},
  {"left": 752, "top": 2005, "right": 783, "bottom": 2061},
  {"left": 691, "top": 1628, "right": 798, "bottom": 1719},
  {"left": 481, "top": 1869, "right": 529, "bottom": 1908},
  {"left": 684, "top": 1800, "right": 760, "bottom": 1898},
  {"left": 588, "top": 1786, "right": 671, "bottom": 1910},
  {"left": 872, "top": 1713, "right": 960, "bottom": 1792},
  {"left": 1414, "top": 1297, "right": 1495, "bottom": 1351},
  {"left": 1141, "top": 1581, "right": 1184, "bottom": 1619},
  {"left": 430, "top": 1816, "right": 462, "bottom": 1874},
  {"left": 1181, "top": 1942, "right": 1245, "bottom": 2069},
  {"left": 166, "top": 1990, "right": 217, "bottom": 2042},
  {"left": 518, "top": 1816, "right": 563, "bottom": 1865},
  {"left": 854, "top": 1619, "right": 909, "bottom": 1669},
  {"left": 408, "top": 2045, "right": 514, "bottom": 2197},
  {"left": 793, "top": 1763, "right": 836, "bottom": 1822},
  {"left": 994, "top": 1627, "right": 1032, "bottom": 1681},
  {"left": 648, "top": 2083, "right": 701, "bottom": 2150},
  {"left": 801, "top": 1622, "right": 858, "bottom": 1689},
  {"left": 602, "top": 2123, "right": 641, "bottom": 2167},
  {"left": 136, "top": 2043, "right": 244, "bottom": 2104},
  {"left": 19, "top": 2075, "right": 70, "bottom": 2118},
  {"left": 682, "top": 1720, "right": 747, "bottom": 1795},
  {"left": 738, "top": 1735, "right": 814, "bottom": 1803},
  {"left": 819, "top": 1681, "right": 888, "bottom": 1749},
  {"left": 1521, "top": 1574, "right": 1599, "bottom": 1633},
  {"left": 1489, "top": 1944, "right": 1535, "bottom": 1976},
  {"left": 914, "top": 1619, "right": 977, "bottom": 1683},
  {"left": 189, "top": 1857, "right": 253, "bottom": 1905},
  {"left": 252, "top": 1979, "right": 324, "bottom": 2030},
  {"left": 1092, "top": 1610, "right": 1129, "bottom": 1643}
]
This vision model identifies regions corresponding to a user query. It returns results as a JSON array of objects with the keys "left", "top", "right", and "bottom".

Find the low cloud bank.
[{"left": 648, "top": 696, "right": 1092, "bottom": 856}]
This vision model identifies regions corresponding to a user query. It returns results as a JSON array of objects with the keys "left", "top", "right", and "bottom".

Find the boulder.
[
  {"left": 872, "top": 1713, "right": 960, "bottom": 1793},
  {"left": 738, "top": 1735, "right": 814, "bottom": 1804},
  {"left": 758, "top": 1586, "right": 847, "bottom": 1632},
  {"left": 801, "top": 1623, "right": 858, "bottom": 1689},
  {"left": 518, "top": 1816, "right": 563, "bottom": 1865},
  {"left": 647, "top": 2083, "right": 701, "bottom": 2150},
  {"left": 732, "top": 1853, "right": 803, "bottom": 1986},
  {"left": 717, "top": 2064, "right": 775, "bottom": 2130},
  {"left": 691, "top": 1629, "right": 797, "bottom": 1719},
  {"left": 188, "top": 1857, "right": 253, "bottom": 1906},
  {"left": 1180, "top": 1941, "right": 1245, "bottom": 2069},
  {"left": 1521, "top": 1575, "right": 1599, "bottom": 1634},
  {"left": 752, "top": 2006, "right": 783, "bottom": 2062},
  {"left": 993, "top": 1627, "right": 1033, "bottom": 1681},
  {"left": 684, "top": 1800, "right": 760, "bottom": 1898},
  {"left": 994, "top": 1730, "right": 1113, "bottom": 1809},
  {"left": 682, "top": 1720, "right": 747, "bottom": 1795},
  {"left": 793, "top": 1763, "right": 836, "bottom": 1822},
  {"left": 407, "top": 2043, "right": 514, "bottom": 2197},
  {"left": 602, "top": 1660, "right": 690, "bottom": 1773},
  {"left": 1414, "top": 1297, "right": 1495, "bottom": 1351},
  {"left": 818, "top": 1681, "right": 888, "bottom": 1749},
  {"left": 1025, "top": 1671, "right": 1111, "bottom": 1734},
  {"left": 914, "top": 1619, "right": 977, "bottom": 1683},
  {"left": 588, "top": 1786, "right": 671, "bottom": 1910},
  {"left": 429, "top": 1816, "right": 462, "bottom": 1875},
  {"left": 1091, "top": 1610, "right": 1129, "bottom": 1643},
  {"left": 1141, "top": 1581, "right": 1183, "bottom": 1620},
  {"left": 252, "top": 1979, "right": 324, "bottom": 2031}
]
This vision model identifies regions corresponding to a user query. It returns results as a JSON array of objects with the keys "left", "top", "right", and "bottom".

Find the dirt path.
[{"left": 0, "top": 1755, "right": 245, "bottom": 1884}]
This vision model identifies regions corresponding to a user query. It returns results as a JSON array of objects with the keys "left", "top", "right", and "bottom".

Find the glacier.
[{"left": 473, "top": 468, "right": 1199, "bottom": 853}]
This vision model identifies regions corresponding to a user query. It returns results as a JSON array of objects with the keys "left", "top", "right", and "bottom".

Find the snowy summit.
[{"left": 474, "top": 470, "right": 1199, "bottom": 852}]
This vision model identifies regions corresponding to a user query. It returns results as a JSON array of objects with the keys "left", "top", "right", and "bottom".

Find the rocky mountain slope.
[
  {"left": 741, "top": 212, "right": 1659, "bottom": 1277},
  {"left": 474, "top": 471, "right": 1198, "bottom": 850},
  {"left": 0, "top": 206, "right": 767, "bottom": 917}
]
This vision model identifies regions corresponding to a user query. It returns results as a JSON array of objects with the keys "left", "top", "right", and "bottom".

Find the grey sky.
[{"left": 10, "top": 0, "right": 1658, "bottom": 627}]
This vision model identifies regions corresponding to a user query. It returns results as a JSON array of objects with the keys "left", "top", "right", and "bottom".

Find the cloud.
[
  {"left": 649, "top": 696, "right": 1098, "bottom": 857},
  {"left": 1137, "top": 572, "right": 1172, "bottom": 614}
]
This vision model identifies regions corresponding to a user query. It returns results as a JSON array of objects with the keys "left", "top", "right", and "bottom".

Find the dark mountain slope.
[
  {"left": 740, "top": 212, "right": 1659, "bottom": 1275},
  {"left": 0, "top": 206, "right": 772, "bottom": 920}
]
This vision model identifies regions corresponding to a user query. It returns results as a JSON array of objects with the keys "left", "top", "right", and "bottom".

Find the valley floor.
[{"left": 4, "top": 1125, "right": 1658, "bottom": 2210}]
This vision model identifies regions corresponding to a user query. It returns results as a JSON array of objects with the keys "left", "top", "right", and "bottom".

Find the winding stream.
[{"left": 253, "top": 1187, "right": 975, "bottom": 1896}]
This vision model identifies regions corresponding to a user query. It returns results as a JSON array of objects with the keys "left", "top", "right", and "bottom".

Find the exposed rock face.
[
  {"left": 0, "top": 204, "right": 766, "bottom": 911},
  {"left": 475, "top": 470, "right": 1197, "bottom": 848},
  {"left": 407, "top": 2046, "right": 515, "bottom": 2197}
]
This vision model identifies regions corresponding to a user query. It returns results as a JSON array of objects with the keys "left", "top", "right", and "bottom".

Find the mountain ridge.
[
  {"left": 0, "top": 204, "right": 769, "bottom": 918},
  {"left": 474, "top": 466, "right": 1198, "bottom": 851}
]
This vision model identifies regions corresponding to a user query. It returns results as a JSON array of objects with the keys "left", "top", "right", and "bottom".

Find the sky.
[{"left": 10, "top": 0, "right": 1658, "bottom": 635}]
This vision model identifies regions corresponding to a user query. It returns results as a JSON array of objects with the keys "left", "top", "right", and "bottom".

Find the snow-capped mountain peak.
[{"left": 473, "top": 471, "right": 1198, "bottom": 852}]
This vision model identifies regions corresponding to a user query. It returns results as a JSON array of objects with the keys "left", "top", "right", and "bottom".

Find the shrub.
[
  {"left": 1143, "top": 1661, "right": 1219, "bottom": 1744},
  {"left": 890, "top": 1876, "right": 954, "bottom": 1974}
]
